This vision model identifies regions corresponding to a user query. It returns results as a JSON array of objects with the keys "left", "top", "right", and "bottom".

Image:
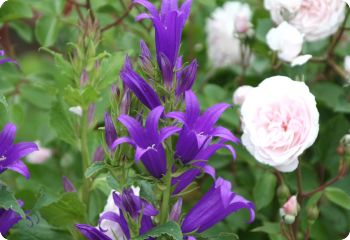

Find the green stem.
[
  {"left": 159, "top": 145, "right": 173, "bottom": 224},
  {"left": 81, "top": 109, "right": 91, "bottom": 205}
]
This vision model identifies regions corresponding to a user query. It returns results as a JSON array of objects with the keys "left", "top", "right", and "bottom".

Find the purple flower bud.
[
  {"left": 139, "top": 40, "right": 154, "bottom": 75},
  {"left": 88, "top": 104, "right": 95, "bottom": 125},
  {"left": 62, "top": 176, "right": 76, "bottom": 192},
  {"left": 170, "top": 198, "right": 183, "bottom": 222},
  {"left": 80, "top": 69, "right": 89, "bottom": 87},
  {"left": 160, "top": 53, "right": 174, "bottom": 89},
  {"left": 93, "top": 146, "right": 105, "bottom": 162},
  {"left": 176, "top": 59, "right": 198, "bottom": 96},
  {"left": 120, "top": 89, "right": 131, "bottom": 115},
  {"left": 0, "top": 200, "right": 24, "bottom": 236},
  {"left": 104, "top": 112, "right": 117, "bottom": 150}
]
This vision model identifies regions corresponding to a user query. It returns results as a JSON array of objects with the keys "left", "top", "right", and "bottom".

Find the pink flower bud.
[
  {"left": 283, "top": 196, "right": 298, "bottom": 216},
  {"left": 235, "top": 15, "right": 250, "bottom": 34}
]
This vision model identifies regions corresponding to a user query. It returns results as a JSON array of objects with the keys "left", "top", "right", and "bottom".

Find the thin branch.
[
  {"left": 86, "top": 0, "right": 95, "bottom": 22},
  {"left": 101, "top": 3, "right": 133, "bottom": 32}
]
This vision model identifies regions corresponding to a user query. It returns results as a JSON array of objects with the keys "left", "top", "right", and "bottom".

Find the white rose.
[
  {"left": 240, "top": 76, "right": 319, "bottom": 172},
  {"left": 265, "top": 0, "right": 346, "bottom": 42},
  {"left": 264, "top": 0, "right": 302, "bottom": 14},
  {"left": 267, "top": 22, "right": 304, "bottom": 62},
  {"left": 206, "top": 1, "right": 252, "bottom": 68}
]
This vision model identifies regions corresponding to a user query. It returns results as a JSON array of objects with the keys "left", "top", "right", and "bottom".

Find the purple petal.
[
  {"left": 209, "top": 126, "right": 240, "bottom": 144},
  {"left": 6, "top": 160, "right": 30, "bottom": 179},
  {"left": 195, "top": 143, "right": 236, "bottom": 161},
  {"left": 5, "top": 142, "right": 38, "bottom": 164},
  {"left": 159, "top": 53, "right": 174, "bottom": 89},
  {"left": 120, "top": 57, "right": 161, "bottom": 110},
  {"left": 0, "top": 123, "right": 16, "bottom": 154},
  {"left": 141, "top": 145, "right": 167, "bottom": 178},
  {"left": 159, "top": 126, "right": 181, "bottom": 142},
  {"left": 176, "top": 59, "right": 198, "bottom": 96},
  {"left": 184, "top": 91, "right": 200, "bottom": 126},
  {"left": 0, "top": 207, "right": 22, "bottom": 236},
  {"left": 133, "top": 0, "right": 159, "bottom": 18},
  {"left": 172, "top": 168, "right": 200, "bottom": 194},
  {"left": 166, "top": 111, "right": 185, "bottom": 123},
  {"left": 145, "top": 106, "right": 164, "bottom": 141},
  {"left": 161, "top": 0, "right": 178, "bottom": 15},
  {"left": 118, "top": 115, "right": 146, "bottom": 147},
  {"left": 195, "top": 103, "right": 231, "bottom": 133},
  {"left": 0, "top": 58, "right": 16, "bottom": 65},
  {"left": 76, "top": 224, "right": 112, "bottom": 240},
  {"left": 111, "top": 137, "right": 135, "bottom": 151},
  {"left": 175, "top": 127, "right": 199, "bottom": 164},
  {"left": 93, "top": 146, "right": 105, "bottom": 162},
  {"left": 180, "top": 0, "right": 192, "bottom": 22}
]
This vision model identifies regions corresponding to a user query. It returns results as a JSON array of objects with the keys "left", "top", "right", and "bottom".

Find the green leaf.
[
  {"left": 85, "top": 162, "right": 106, "bottom": 178},
  {"left": 325, "top": 187, "right": 350, "bottom": 210},
  {"left": 253, "top": 172, "right": 277, "bottom": 210},
  {"left": 40, "top": 192, "right": 86, "bottom": 227},
  {"left": 9, "top": 21, "right": 33, "bottom": 42},
  {"left": 35, "top": 16, "right": 61, "bottom": 47},
  {"left": 0, "top": 186, "right": 25, "bottom": 218},
  {"left": 135, "top": 221, "right": 183, "bottom": 240},
  {"left": 50, "top": 100, "right": 77, "bottom": 146},
  {"left": 0, "top": 0, "right": 32, "bottom": 22},
  {"left": 252, "top": 222, "right": 281, "bottom": 235}
]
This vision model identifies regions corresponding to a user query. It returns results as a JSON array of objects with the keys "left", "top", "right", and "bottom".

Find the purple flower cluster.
[{"left": 77, "top": 0, "right": 255, "bottom": 239}]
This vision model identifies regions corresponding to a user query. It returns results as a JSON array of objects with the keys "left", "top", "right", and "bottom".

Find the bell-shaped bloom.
[
  {"left": 0, "top": 200, "right": 24, "bottom": 236},
  {"left": 0, "top": 123, "right": 38, "bottom": 179},
  {"left": 112, "top": 106, "right": 180, "bottom": 178},
  {"left": 134, "top": 0, "right": 192, "bottom": 88},
  {"left": 120, "top": 56, "right": 161, "bottom": 110},
  {"left": 168, "top": 91, "right": 239, "bottom": 193},
  {"left": 104, "top": 112, "right": 118, "bottom": 151},
  {"left": 181, "top": 178, "right": 255, "bottom": 234},
  {"left": 76, "top": 188, "right": 158, "bottom": 240}
]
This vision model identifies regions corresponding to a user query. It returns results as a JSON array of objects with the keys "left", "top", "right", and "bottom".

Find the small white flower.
[
  {"left": 68, "top": 106, "right": 83, "bottom": 117},
  {"left": 26, "top": 141, "right": 52, "bottom": 164},
  {"left": 0, "top": 0, "right": 7, "bottom": 8},
  {"left": 267, "top": 22, "right": 304, "bottom": 62},
  {"left": 291, "top": 54, "right": 312, "bottom": 67}
]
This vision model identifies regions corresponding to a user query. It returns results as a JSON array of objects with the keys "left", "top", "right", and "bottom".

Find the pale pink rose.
[
  {"left": 283, "top": 196, "right": 298, "bottom": 216},
  {"left": 241, "top": 76, "right": 319, "bottom": 172},
  {"left": 26, "top": 141, "right": 52, "bottom": 164},
  {"left": 265, "top": 0, "right": 346, "bottom": 42},
  {"left": 233, "top": 85, "right": 254, "bottom": 106}
]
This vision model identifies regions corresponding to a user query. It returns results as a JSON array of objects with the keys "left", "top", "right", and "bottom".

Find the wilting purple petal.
[
  {"left": 181, "top": 177, "right": 255, "bottom": 234},
  {"left": 104, "top": 112, "right": 117, "bottom": 150},
  {"left": 62, "top": 176, "right": 76, "bottom": 192},
  {"left": 170, "top": 198, "right": 183, "bottom": 222},
  {"left": 120, "top": 56, "right": 161, "bottom": 110},
  {"left": 76, "top": 224, "right": 112, "bottom": 240}
]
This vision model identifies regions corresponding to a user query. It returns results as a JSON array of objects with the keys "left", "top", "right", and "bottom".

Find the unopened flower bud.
[
  {"left": 169, "top": 198, "right": 183, "bottom": 222},
  {"left": 235, "top": 15, "right": 251, "bottom": 34},
  {"left": 62, "top": 176, "right": 76, "bottom": 192},
  {"left": 88, "top": 104, "right": 95, "bottom": 125},
  {"left": 93, "top": 146, "right": 105, "bottom": 162},
  {"left": 283, "top": 196, "right": 298, "bottom": 216},
  {"left": 283, "top": 214, "right": 295, "bottom": 225},
  {"left": 120, "top": 89, "right": 131, "bottom": 115},
  {"left": 341, "top": 133, "right": 350, "bottom": 154},
  {"left": 277, "top": 184, "right": 290, "bottom": 203},
  {"left": 307, "top": 205, "right": 319, "bottom": 225},
  {"left": 139, "top": 40, "right": 154, "bottom": 76},
  {"left": 80, "top": 69, "right": 89, "bottom": 87}
]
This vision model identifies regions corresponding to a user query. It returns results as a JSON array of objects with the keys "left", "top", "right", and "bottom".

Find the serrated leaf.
[
  {"left": 85, "top": 162, "right": 106, "bottom": 178},
  {"left": 325, "top": 187, "right": 350, "bottom": 210},
  {"left": 40, "top": 192, "right": 86, "bottom": 227},
  {"left": 0, "top": 186, "right": 25, "bottom": 218},
  {"left": 50, "top": 100, "right": 77, "bottom": 146},
  {"left": 135, "top": 221, "right": 183, "bottom": 240},
  {"left": 253, "top": 172, "right": 277, "bottom": 210}
]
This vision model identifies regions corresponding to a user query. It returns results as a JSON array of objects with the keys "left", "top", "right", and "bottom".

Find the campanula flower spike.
[
  {"left": 0, "top": 123, "right": 38, "bottom": 179},
  {"left": 111, "top": 106, "right": 180, "bottom": 178},
  {"left": 134, "top": 0, "right": 192, "bottom": 88},
  {"left": 181, "top": 178, "right": 255, "bottom": 235},
  {"left": 120, "top": 56, "right": 161, "bottom": 110}
]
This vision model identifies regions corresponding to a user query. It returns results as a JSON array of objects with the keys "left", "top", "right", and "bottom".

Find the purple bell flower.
[
  {"left": 181, "top": 177, "right": 255, "bottom": 234},
  {"left": 0, "top": 200, "right": 24, "bottom": 236},
  {"left": 0, "top": 123, "right": 38, "bottom": 179},
  {"left": 104, "top": 112, "right": 118, "bottom": 151},
  {"left": 168, "top": 91, "right": 239, "bottom": 193},
  {"left": 134, "top": 0, "right": 192, "bottom": 88},
  {"left": 76, "top": 224, "right": 112, "bottom": 240},
  {"left": 111, "top": 106, "right": 180, "bottom": 179},
  {"left": 120, "top": 56, "right": 161, "bottom": 110}
]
